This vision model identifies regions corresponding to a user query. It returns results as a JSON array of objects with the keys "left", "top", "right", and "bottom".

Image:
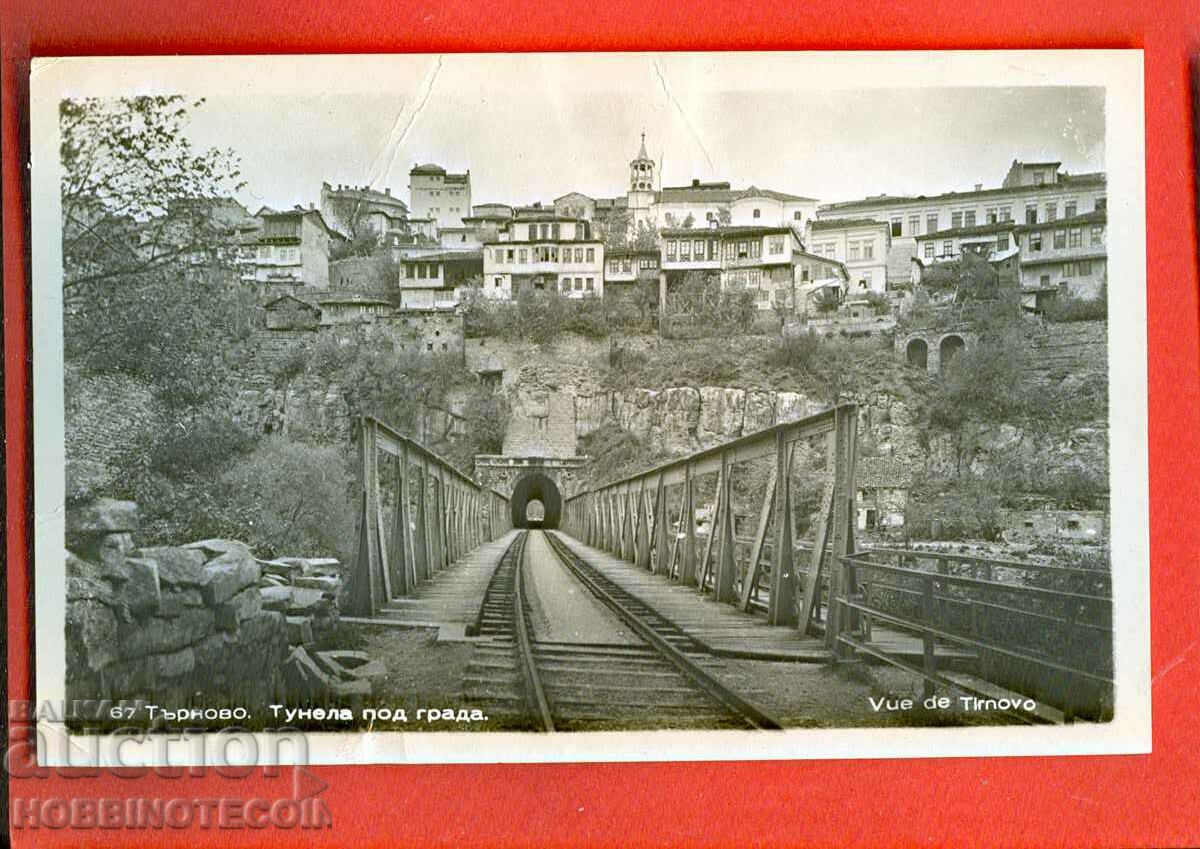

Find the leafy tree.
[
  {"left": 630, "top": 220, "right": 660, "bottom": 250},
  {"left": 60, "top": 95, "right": 248, "bottom": 413}
]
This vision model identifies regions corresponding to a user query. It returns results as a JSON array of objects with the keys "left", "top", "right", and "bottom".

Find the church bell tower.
[{"left": 627, "top": 132, "right": 656, "bottom": 228}]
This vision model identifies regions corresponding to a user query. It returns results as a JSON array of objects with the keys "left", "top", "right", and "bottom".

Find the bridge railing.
[
  {"left": 832, "top": 548, "right": 1114, "bottom": 719},
  {"left": 562, "top": 404, "right": 859, "bottom": 642},
  {"left": 344, "top": 416, "right": 512, "bottom": 618}
]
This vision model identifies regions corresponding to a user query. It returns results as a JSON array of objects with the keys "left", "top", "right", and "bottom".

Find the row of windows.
[
  {"left": 490, "top": 246, "right": 597, "bottom": 264},
  {"left": 257, "top": 246, "right": 300, "bottom": 262},
  {"left": 423, "top": 189, "right": 465, "bottom": 197},
  {"left": 560, "top": 277, "right": 596, "bottom": 292},
  {"left": 1039, "top": 260, "right": 1097, "bottom": 282},
  {"left": 606, "top": 257, "right": 660, "bottom": 273},
  {"left": 886, "top": 195, "right": 1106, "bottom": 236},
  {"left": 848, "top": 239, "right": 876, "bottom": 261},
  {"left": 405, "top": 262, "right": 441, "bottom": 279},
  {"left": 1027, "top": 225, "right": 1105, "bottom": 253},
  {"left": 664, "top": 237, "right": 786, "bottom": 262}
]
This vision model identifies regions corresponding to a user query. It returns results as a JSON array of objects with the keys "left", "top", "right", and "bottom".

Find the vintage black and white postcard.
[{"left": 29, "top": 50, "right": 1148, "bottom": 765}]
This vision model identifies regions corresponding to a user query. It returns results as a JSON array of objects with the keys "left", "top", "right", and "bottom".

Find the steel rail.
[
  {"left": 511, "top": 532, "right": 556, "bottom": 732},
  {"left": 544, "top": 532, "right": 783, "bottom": 731}
]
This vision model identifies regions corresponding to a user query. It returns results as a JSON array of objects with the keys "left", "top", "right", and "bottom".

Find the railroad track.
[{"left": 460, "top": 530, "right": 782, "bottom": 731}]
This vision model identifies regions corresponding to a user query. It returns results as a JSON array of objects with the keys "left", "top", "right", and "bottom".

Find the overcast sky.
[{"left": 170, "top": 55, "right": 1105, "bottom": 212}]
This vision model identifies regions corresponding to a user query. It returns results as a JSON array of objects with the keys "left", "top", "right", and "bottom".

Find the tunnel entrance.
[{"left": 511, "top": 473, "right": 562, "bottom": 529}]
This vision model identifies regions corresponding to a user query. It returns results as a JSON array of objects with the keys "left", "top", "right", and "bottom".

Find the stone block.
[
  {"left": 120, "top": 556, "right": 162, "bottom": 619},
  {"left": 281, "top": 645, "right": 333, "bottom": 702},
  {"left": 742, "top": 390, "right": 777, "bottom": 434},
  {"left": 286, "top": 587, "right": 326, "bottom": 615},
  {"left": 121, "top": 608, "right": 215, "bottom": 659},
  {"left": 216, "top": 586, "right": 263, "bottom": 632},
  {"left": 158, "top": 587, "right": 204, "bottom": 617},
  {"left": 184, "top": 539, "right": 253, "bottom": 560},
  {"left": 66, "top": 549, "right": 103, "bottom": 581},
  {"left": 286, "top": 615, "right": 314, "bottom": 646},
  {"left": 68, "top": 498, "right": 139, "bottom": 535},
  {"left": 277, "top": 557, "right": 340, "bottom": 576},
  {"left": 138, "top": 546, "right": 209, "bottom": 587},
  {"left": 80, "top": 532, "right": 135, "bottom": 574},
  {"left": 151, "top": 646, "right": 196, "bottom": 680},
  {"left": 201, "top": 548, "right": 261, "bottom": 606},
  {"left": 292, "top": 575, "right": 341, "bottom": 592},
  {"left": 259, "top": 585, "right": 293, "bottom": 612},
  {"left": 66, "top": 597, "right": 119, "bottom": 673},
  {"left": 315, "top": 650, "right": 386, "bottom": 685}
]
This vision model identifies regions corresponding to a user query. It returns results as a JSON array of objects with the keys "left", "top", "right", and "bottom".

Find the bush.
[
  {"left": 210, "top": 437, "right": 356, "bottom": 562},
  {"left": 1042, "top": 285, "right": 1107, "bottom": 323}
]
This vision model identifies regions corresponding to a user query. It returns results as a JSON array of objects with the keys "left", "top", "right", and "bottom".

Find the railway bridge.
[{"left": 343, "top": 407, "right": 1113, "bottom": 728}]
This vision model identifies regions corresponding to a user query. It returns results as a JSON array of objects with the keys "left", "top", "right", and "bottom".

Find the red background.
[{"left": 3, "top": 2, "right": 1198, "bottom": 846}]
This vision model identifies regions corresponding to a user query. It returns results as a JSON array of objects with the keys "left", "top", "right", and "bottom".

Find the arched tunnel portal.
[{"left": 510, "top": 472, "right": 563, "bottom": 529}]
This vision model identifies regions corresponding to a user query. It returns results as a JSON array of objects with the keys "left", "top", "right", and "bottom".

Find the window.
[
  {"left": 666, "top": 241, "right": 677, "bottom": 261},
  {"left": 1045, "top": 203, "right": 1058, "bottom": 222},
  {"left": 801, "top": 265, "right": 811, "bottom": 281},
  {"left": 793, "top": 211, "right": 803, "bottom": 221},
  {"left": 507, "top": 249, "right": 515, "bottom": 262},
  {"left": 985, "top": 207, "right": 998, "bottom": 224},
  {"left": 750, "top": 240, "right": 761, "bottom": 258},
  {"left": 1065, "top": 200, "right": 1077, "bottom": 218},
  {"left": 964, "top": 210, "right": 977, "bottom": 227},
  {"left": 1090, "top": 226, "right": 1104, "bottom": 246},
  {"left": 551, "top": 223, "right": 560, "bottom": 239},
  {"left": 560, "top": 277, "right": 570, "bottom": 291},
  {"left": 849, "top": 241, "right": 861, "bottom": 261},
  {"left": 1033, "top": 172, "right": 1045, "bottom": 185},
  {"left": 737, "top": 241, "right": 749, "bottom": 259},
  {"left": 768, "top": 236, "right": 785, "bottom": 255},
  {"left": 622, "top": 259, "right": 632, "bottom": 273},
  {"left": 586, "top": 247, "right": 595, "bottom": 262},
  {"left": 753, "top": 208, "right": 761, "bottom": 219},
  {"left": 1063, "top": 262, "right": 1077, "bottom": 277},
  {"left": 518, "top": 248, "right": 528, "bottom": 263},
  {"left": 908, "top": 214, "right": 920, "bottom": 235},
  {"left": 417, "top": 264, "right": 426, "bottom": 279},
  {"left": 694, "top": 239, "right": 704, "bottom": 258},
  {"left": 996, "top": 234, "right": 1009, "bottom": 251},
  {"left": 586, "top": 277, "right": 594, "bottom": 291},
  {"left": 862, "top": 270, "right": 873, "bottom": 287},
  {"left": 608, "top": 258, "right": 619, "bottom": 273},
  {"left": 1096, "top": 196, "right": 1107, "bottom": 211},
  {"left": 679, "top": 241, "right": 691, "bottom": 261},
  {"left": 1053, "top": 229, "right": 1066, "bottom": 250},
  {"left": 572, "top": 247, "right": 582, "bottom": 263},
  {"left": 951, "top": 211, "right": 963, "bottom": 229},
  {"left": 493, "top": 276, "right": 502, "bottom": 288},
  {"left": 890, "top": 216, "right": 902, "bottom": 237},
  {"left": 999, "top": 206, "right": 1012, "bottom": 222},
  {"left": 1030, "top": 232, "right": 1043, "bottom": 252},
  {"left": 926, "top": 213, "right": 938, "bottom": 233},
  {"left": 1026, "top": 203, "right": 1038, "bottom": 224},
  {"left": 862, "top": 240, "right": 874, "bottom": 260},
  {"left": 942, "top": 241, "right": 953, "bottom": 256},
  {"left": 923, "top": 242, "right": 934, "bottom": 259},
  {"left": 1069, "top": 227, "right": 1082, "bottom": 248},
  {"left": 575, "top": 277, "right": 583, "bottom": 291}
]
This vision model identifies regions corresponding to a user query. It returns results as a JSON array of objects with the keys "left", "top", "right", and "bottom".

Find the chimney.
[
  {"left": 385, "top": 187, "right": 391, "bottom": 196},
  {"left": 692, "top": 179, "right": 700, "bottom": 188},
  {"left": 974, "top": 183, "right": 983, "bottom": 192}
]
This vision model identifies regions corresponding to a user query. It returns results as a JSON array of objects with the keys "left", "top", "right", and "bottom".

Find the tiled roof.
[
  {"left": 735, "top": 186, "right": 817, "bottom": 203},
  {"left": 660, "top": 225, "right": 793, "bottom": 238},
  {"left": 819, "top": 171, "right": 1106, "bottom": 212},
  {"left": 403, "top": 250, "right": 483, "bottom": 263},
  {"left": 810, "top": 217, "right": 889, "bottom": 231},
  {"left": 309, "top": 291, "right": 392, "bottom": 306}
]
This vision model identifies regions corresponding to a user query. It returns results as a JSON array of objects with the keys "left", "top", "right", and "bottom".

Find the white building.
[
  {"left": 482, "top": 215, "right": 605, "bottom": 300},
  {"left": 408, "top": 163, "right": 472, "bottom": 230},
  {"left": 807, "top": 218, "right": 891, "bottom": 295}
]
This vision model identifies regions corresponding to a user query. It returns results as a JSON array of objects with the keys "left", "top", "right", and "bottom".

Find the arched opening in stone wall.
[
  {"left": 511, "top": 473, "right": 562, "bottom": 529},
  {"left": 905, "top": 337, "right": 929, "bottom": 370},
  {"left": 939, "top": 335, "right": 965, "bottom": 371}
]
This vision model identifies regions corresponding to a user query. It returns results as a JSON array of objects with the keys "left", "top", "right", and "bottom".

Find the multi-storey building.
[
  {"left": 659, "top": 225, "right": 842, "bottom": 311},
  {"left": 807, "top": 218, "right": 891, "bottom": 295},
  {"left": 816, "top": 160, "right": 1106, "bottom": 287},
  {"left": 408, "top": 163, "right": 472, "bottom": 230},
  {"left": 319, "top": 182, "right": 409, "bottom": 241},
  {"left": 242, "top": 207, "right": 334, "bottom": 290},
  {"left": 603, "top": 248, "right": 661, "bottom": 298},
  {"left": 1013, "top": 210, "right": 1107, "bottom": 304},
  {"left": 481, "top": 215, "right": 605, "bottom": 300}
]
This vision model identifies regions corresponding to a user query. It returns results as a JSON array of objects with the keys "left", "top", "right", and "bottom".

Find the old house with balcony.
[
  {"left": 243, "top": 206, "right": 335, "bottom": 291},
  {"left": 1013, "top": 210, "right": 1107, "bottom": 308},
  {"left": 914, "top": 220, "right": 1019, "bottom": 264},
  {"left": 603, "top": 248, "right": 660, "bottom": 298},
  {"left": 319, "top": 182, "right": 409, "bottom": 242},
  {"left": 399, "top": 250, "right": 484, "bottom": 309},
  {"left": 482, "top": 215, "right": 605, "bottom": 300}
]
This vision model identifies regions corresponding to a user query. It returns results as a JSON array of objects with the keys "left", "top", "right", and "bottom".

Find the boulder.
[
  {"left": 68, "top": 498, "right": 139, "bottom": 535},
  {"left": 65, "top": 595, "right": 119, "bottom": 673},
  {"left": 151, "top": 646, "right": 196, "bottom": 680},
  {"left": 286, "top": 587, "right": 326, "bottom": 615},
  {"left": 66, "top": 549, "right": 103, "bottom": 581},
  {"left": 293, "top": 575, "right": 341, "bottom": 592},
  {"left": 315, "top": 650, "right": 386, "bottom": 685},
  {"left": 216, "top": 586, "right": 263, "bottom": 632},
  {"left": 138, "top": 547, "right": 208, "bottom": 587},
  {"left": 281, "top": 645, "right": 333, "bottom": 702},
  {"left": 77, "top": 532, "right": 135, "bottom": 573},
  {"left": 201, "top": 548, "right": 261, "bottom": 606},
  {"left": 277, "top": 557, "right": 340, "bottom": 576}
]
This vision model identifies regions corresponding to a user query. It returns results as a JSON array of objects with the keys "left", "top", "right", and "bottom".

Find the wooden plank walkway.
[
  {"left": 552, "top": 532, "right": 976, "bottom": 666},
  {"left": 348, "top": 530, "right": 520, "bottom": 633}
]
